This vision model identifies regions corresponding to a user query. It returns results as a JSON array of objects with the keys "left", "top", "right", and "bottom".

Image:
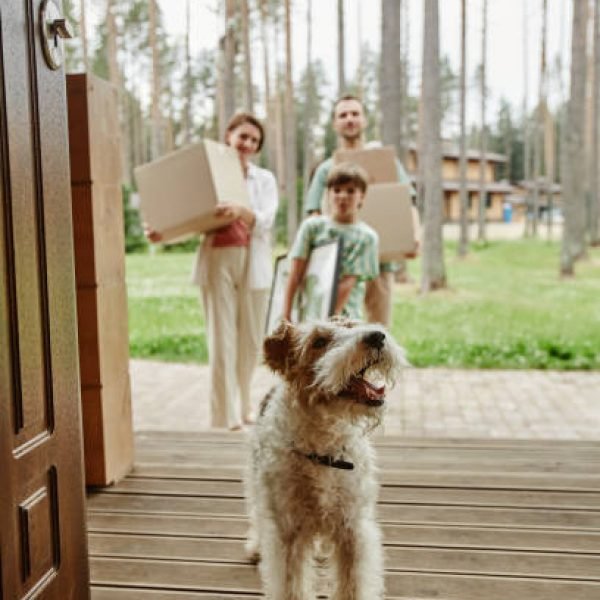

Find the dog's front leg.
[
  {"left": 260, "top": 524, "right": 314, "bottom": 600},
  {"left": 331, "top": 519, "right": 384, "bottom": 600}
]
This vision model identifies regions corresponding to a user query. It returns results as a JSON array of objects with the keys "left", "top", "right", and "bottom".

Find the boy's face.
[{"left": 329, "top": 181, "right": 364, "bottom": 223}]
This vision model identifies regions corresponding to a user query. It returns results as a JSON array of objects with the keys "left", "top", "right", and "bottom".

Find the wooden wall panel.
[{"left": 67, "top": 72, "right": 133, "bottom": 488}]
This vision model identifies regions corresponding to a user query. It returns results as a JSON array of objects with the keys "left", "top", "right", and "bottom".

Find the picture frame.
[{"left": 265, "top": 238, "right": 343, "bottom": 335}]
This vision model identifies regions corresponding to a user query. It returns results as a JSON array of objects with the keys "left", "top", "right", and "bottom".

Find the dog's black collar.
[{"left": 294, "top": 449, "right": 354, "bottom": 470}]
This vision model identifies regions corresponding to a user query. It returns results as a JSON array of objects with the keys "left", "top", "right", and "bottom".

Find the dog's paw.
[{"left": 245, "top": 537, "right": 261, "bottom": 564}]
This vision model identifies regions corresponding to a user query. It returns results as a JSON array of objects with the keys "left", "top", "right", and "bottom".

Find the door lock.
[{"left": 40, "top": 0, "right": 74, "bottom": 70}]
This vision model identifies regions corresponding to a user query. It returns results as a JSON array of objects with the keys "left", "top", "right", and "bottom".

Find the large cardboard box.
[
  {"left": 334, "top": 145, "right": 398, "bottom": 184},
  {"left": 359, "top": 183, "right": 419, "bottom": 260},
  {"left": 321, "top": 146, "right": 419, "bottom": 260},
  {"left": 134, "top": 140, "right": 250, "bottom": 243}
]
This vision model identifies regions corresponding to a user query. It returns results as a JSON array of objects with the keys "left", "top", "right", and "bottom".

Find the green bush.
[{"left": 123, "top": 185, "right": 148, "bottom": 254}]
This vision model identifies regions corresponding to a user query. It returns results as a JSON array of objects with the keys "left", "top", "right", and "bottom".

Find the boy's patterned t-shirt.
[{"left": 289, "top": 216, "right": 379, "bottom": 320}]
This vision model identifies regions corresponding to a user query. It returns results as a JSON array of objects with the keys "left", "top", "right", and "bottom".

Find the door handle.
[
  {"left": 39, "top": 0, "right": 75, "bottom": 70},
  {"left": 49, "top": 18, "right": 74, "bottom": 42}
]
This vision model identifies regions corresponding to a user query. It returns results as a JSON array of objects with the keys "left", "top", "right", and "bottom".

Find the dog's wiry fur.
[{"left": 245, "top": 318, "right": 407, "bottom": 600}]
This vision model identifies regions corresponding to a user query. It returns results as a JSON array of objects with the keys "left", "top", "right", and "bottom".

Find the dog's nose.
[{"left": 364, "top": 331, "right": 385, "bottom": 349}]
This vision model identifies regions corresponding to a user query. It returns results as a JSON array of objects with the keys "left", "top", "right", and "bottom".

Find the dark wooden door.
[{"left": 0, "top": 1, "right": 89, "bottom": 598}]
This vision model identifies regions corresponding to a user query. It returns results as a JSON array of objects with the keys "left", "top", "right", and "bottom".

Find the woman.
[{"left": 147, "top": 113, "right": 278, "bottom": 430}]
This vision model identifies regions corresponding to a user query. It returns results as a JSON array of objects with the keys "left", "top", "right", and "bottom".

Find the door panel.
[{"left": 0, "top": 1, "right": 89, "bottom": 598}]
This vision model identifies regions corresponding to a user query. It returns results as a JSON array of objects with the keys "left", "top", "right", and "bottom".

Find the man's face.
[{"left": 333, "top": 99, "right": 366, "bottom": 142}]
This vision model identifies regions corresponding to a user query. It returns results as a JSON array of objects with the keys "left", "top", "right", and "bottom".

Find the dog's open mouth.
[{"left": 338, "top": 363, "right": 386, "bottom": 406}]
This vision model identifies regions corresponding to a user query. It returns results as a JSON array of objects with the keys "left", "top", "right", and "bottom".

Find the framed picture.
[{"left": 265, "top": 238, "right": 343, "bottom": 335}]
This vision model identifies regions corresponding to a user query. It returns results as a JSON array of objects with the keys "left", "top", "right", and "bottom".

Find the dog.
[{"left": 245, "top": 318, "right": 407, "bottom": 600}]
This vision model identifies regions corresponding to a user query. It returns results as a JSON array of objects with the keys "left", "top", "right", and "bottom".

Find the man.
[{"left": 303, "top": 94, "right": 416, "bottom": 328}]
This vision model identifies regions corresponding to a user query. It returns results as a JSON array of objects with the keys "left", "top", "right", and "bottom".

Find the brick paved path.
[{"left": 130, "top": 359, "right": 600, "bottom": 440}]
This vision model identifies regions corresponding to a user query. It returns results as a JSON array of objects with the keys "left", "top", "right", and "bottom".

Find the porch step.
[{"left": 88, "top": 431, "right": 600, "bottom": 599}]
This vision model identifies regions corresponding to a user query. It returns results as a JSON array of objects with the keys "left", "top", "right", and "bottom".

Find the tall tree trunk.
[
  {"left": 477, "top": 0, "right": 488, "bottom": 242},
  {"left": 182, "top": 0, "right": 193, "bottom": 145},
  {"left": 458, "top": 0, "right": 469, "bottom": 257},
  {"left": 259, "top": 0, "right": 277, "bottom": 173},
  {"left": 302, "top": 0, "right": 314, "bottom": 201},
  {"left": 380, "top": 0, "right": 403, "bottom": 158},
  {"left": 219, "top": 0, "right": 237, "bottom": 140},
  {"left": 532, "top": 0, "right": 548, "bottom": 237},
  {"left": 273, "top": 6, "right": 286, "bottom": 194},
  {"left": 106, "top": 0, "right": 129, "bottom": 183},
  {"left": 522, "top": 0, "right": 532, "bottom": 237},
  {"left": 337, "top": 0, "right": 346, "bottom": 95},
  {"left": 544, "top": 104, "right": 555, "bottom": 239},
  {"left": 400, "top": 0, "right": 410, "bottom": 163},
  {"left": 560, "top": 0, "right": 589, "bottom": 275},
  {"left": 241, "top": 0, "right": 254, "bottom": 112},
  {"left": 284, "top": 0, "right": 298, "bottom": 243},
  {"left": 590, "top": 0, "right": 600, "bottom": 245},
  {"left": 356, "top": 0, "right": 363, "bottom": 96},
  {"left": 148, "top": 0, "right": 162, "bottom": 159},
  {"left": 80, "top": 0, "right": 88, "bottom": 71},
  {"left": 420, "top": 0, "right": 446, "bottom": 292}
]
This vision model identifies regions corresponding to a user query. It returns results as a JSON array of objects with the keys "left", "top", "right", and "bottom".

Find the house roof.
[
  {"left": 407, "top": 142, "right": 508, "bottom": 163},
  {"left": 442, "top": 180, "right": 515, "bottom": 194},
  {"left": 408, "top": 175, "right": 515, "bottom": 195},
  {"left": 515, "top": 180, "right": 562, "bottom": 193}
]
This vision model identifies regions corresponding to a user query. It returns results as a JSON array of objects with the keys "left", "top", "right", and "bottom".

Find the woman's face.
[{"left": 226, "top": 122, "right": 262, "bottom": 164}]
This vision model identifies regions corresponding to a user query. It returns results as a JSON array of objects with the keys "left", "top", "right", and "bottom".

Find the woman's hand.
[
  {"left": 143, "top": 223, "right": 163, "bottom": 243},
  {"left": 404, "top": 240, "right": 420, "bottom": 259},
  {"left": 215, "top": 203, "right": 256, "bottom": 228}
]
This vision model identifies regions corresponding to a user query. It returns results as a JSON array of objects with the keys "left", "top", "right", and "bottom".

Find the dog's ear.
[{"left": 264, "top": 320, "right": 297, "bottom": 374}]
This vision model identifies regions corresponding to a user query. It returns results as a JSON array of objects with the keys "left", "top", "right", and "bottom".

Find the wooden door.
[{"left": 0, "top": 1, "right": 89, "bottom": 598}]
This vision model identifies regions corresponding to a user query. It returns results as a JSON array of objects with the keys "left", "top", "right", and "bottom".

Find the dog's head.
[{"left": 264, "top": 318, "right": 408, "bottom": 412}]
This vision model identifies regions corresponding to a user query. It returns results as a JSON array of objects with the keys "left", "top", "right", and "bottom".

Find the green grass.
[{"left": 126, "top": 241, "right": 600, "bottom": 370}]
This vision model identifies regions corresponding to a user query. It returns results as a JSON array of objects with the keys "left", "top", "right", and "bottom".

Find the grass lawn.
[{"left": 126, "top": 240, "right": 600, "bottom": 370}]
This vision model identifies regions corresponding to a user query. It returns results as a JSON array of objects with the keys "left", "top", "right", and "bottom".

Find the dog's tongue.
[{"left": 347, "top": 376, "right": 385, "bottom": 401}]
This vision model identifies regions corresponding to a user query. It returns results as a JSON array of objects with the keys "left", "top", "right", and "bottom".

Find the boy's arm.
[
  {"left": 333, "top": 275, "right": 358, "bottom": 315},
  {"left": 282, "top": 257, "right": 308, "bottom": 321}
]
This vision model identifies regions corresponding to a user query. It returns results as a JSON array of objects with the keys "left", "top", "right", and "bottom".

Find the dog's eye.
[{"left": 312, "top": 336, "right": 328, "bottom": 349}]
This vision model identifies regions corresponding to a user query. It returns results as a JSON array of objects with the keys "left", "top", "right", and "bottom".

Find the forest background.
[{"left": 62, "top": 0, "right": 600, "bottom": 369}]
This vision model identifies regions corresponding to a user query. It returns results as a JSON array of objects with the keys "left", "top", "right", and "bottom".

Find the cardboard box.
[
  {"left": 334, "top": 145, "right": 398, "bottom": 184},
  {"left": 359, "top": 183, "right": 419, "bottom": 261},
  {"left": 134, "top": 140, "right": 250, "bottom": 243},
  {"left": 320, "top": 143, "right": 419, "bottom": 260}
]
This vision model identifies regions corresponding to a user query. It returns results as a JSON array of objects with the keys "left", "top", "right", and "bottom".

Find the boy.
[{"left": 283, "top": 163, "right": 379, "bottom": 321}]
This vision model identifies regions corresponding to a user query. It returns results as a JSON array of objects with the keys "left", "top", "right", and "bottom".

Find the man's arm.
[
  {"left": 303, "top": 159, "right": 331, "bottom": 215},
  {"left": 282, "top": 257, "right": 308, "bottom": 321},
  {"left": 333, "top": 275, "right": 358, "bottom": 315},
  {"left": 395, "top": 158, "right": 416, "bottom": 198}
]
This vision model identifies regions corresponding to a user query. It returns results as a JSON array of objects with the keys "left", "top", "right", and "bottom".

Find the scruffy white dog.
[{"left": 245, "top": 318, "right": 407, "bottom": 600}]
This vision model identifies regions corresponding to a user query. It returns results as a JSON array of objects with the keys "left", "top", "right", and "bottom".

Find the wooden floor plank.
[
  {"left": 92, "top": 590, "right": 258, "bottom": 600},
  {"left": 133, "top": 446, "right": 600, "bottom": 474},
  {"left": 136, "top": 430, "right": 600, "bottom": 450},
  {"left": 91, "top": 557, "right": 600, "bottom": 599},
  {"left": 87, "top": 512, "right": 600, "bottom": 554},
  {"left": 103, "top": 476, "right": 600, "bottom": 510},
  {"left": 385, "top": 572, "right": 600, "bottom": 600},
  {"left": 87, "top": 492, "right": 600, "bottom": 530},
  {"left": 88, "top": 532, "right": 600, "bottom": 581},
  {"left": 91, "top": 557, "right": 260, "bottom": 593},
  {"left": 129, "top": 464, "right": 600, "bottom": 492}
]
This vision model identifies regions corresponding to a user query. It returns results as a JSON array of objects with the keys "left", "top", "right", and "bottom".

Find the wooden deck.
[{"left": 87, "top": 431, "right": 600, "bottom": 599}]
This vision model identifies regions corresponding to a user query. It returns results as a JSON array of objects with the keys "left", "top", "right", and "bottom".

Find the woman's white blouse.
[
  {"left": 245, "top": 163, "right": 279, "bottom": 289},
  {"left": 192, "top": 162, "right": 279, "bottom": 290}
]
